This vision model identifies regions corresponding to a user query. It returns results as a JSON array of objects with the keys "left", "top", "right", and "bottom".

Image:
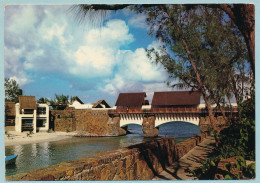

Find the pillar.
[
  {"left": 33, "top": 109, "right": 37, "bottom": 133},
  {"left": 15, "top": 104, "right": 22, "bottom": 132},
  {"left": 107, "top": 115, "right": 127, "bottom": 136},
  {"left": 142, "top": 114, "right": 158, "bottom": 137}
]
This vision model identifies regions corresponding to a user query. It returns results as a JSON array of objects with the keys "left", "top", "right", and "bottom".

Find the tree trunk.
[
  {"left": 213, "top": 96, "right": 229, "bottom": 123},
  {"left": 181, "top": 38, "right": 217, "bottom": 130},
  {"left": 219, "top": 4, "right": 255, "bottom": 77}
]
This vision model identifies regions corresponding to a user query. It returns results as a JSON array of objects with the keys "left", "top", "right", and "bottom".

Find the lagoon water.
[{"left": 5, "top": 122, "right": 201, "bottom": 176}]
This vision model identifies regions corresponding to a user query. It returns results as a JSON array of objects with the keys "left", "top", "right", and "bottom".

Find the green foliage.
[
  {"left": 244, "top": 163, "right": 255, "bottom": 178},
  {"left": 66, "top": 129, "right": 70, "bottom": 133},
  {"left": 142, "top": 5, "right": 248, "bottom": 97},
  {"left": 222, "top": 157, "right": 255, "bottom": 179},
  {"left": 37, "top": 97, "right": 49, "bottom": 104},
  {"left": 5, "top": 78, "right": 23, "bottom": 103},
  {"left": 189, "top": 157, "right": 219, "bottom": 179},
  {"left": 217, "top": 118, "right": 255, "bottom": 160},
  {"left": 47, "top": 129, "right": 53, "bottom": 133},
  {"left": 237, "top": 82, "right": 255, "bottom": 121},
  {"left": 49, "top": 94, "right": 70, "bottom": 110},
  {"left": 192, "top": 88, "right": 255, "bottom": 179},
  {"left": 217, "top": 85, "right": 255, "bottom": 161},
  {"left": 224, "top": 174, "right": 232, "bottom": 180}
]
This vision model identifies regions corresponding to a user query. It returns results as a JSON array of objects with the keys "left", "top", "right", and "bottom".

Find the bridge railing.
[
  {"left": 108, "top": 107, "right": 203, "bottom": 114},
  {"left": 108, "top": 106, "right": 239, "bottom": 115}
]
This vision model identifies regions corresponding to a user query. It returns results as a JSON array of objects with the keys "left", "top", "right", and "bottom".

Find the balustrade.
[{"left": 108, "top": 106, "right": 235, "bottom": 115}]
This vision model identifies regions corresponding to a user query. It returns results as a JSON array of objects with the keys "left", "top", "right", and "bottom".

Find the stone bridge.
[{"left": 108, "top": 107, "right": 238, "bottom": 137}]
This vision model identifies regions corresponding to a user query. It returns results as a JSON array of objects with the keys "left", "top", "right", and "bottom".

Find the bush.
[
  {"left": 190, "top": 91, "right": 255, "bottom": 179},
  {"left": 217, "top": 117, "right": 255, "bottom": 160},
  {"left": 189, "top": 157, "right": 220, "bottom": 179}
]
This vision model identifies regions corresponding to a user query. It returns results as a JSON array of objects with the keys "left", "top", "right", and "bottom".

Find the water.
[{"left": 5, "top": 121, "right": 200, "bottom": 176}]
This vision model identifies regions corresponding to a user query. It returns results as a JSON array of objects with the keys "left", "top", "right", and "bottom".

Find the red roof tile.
[
  {"left": 19, "top": 96, "right": 37, "bottom": 110},
  {"left": 115, "top": 92, "right": 147, "bottom": 107},
  {"left": 151, "top": 91, "right": 200, "bottom": 106}
]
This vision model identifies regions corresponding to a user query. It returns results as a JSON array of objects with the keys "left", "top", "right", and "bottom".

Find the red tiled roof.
[
  {"left": 151, "top": 91, "right": 201, "bottom": 106},
  {"left": 19, "top": 96, "right": 37, "bottom": 110},
  {"left": 115, "top": 92, "right": 147, "bottom": 107}
]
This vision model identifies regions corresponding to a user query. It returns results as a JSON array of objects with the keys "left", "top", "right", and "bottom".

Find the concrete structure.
[
  {"left": 50, "top": 91, "right": 237, "bottom": 137},
  {"left": 15, "top": 96, "right": 50, "bottom": 133},
  {"left": 109, "top": 91, "right": 238, "bottom": 137}
]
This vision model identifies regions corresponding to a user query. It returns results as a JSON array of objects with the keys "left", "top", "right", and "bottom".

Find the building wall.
[
  {"left": 51, "top": 110, "right": 125, "bottom": 136},
  {"left": 37, "top": 103, "right": 50, "bottom": 132},
  {"left": 7, "top": 132, "right": 210, "bottom": 181},
  {"left": 15, "top": 103, "right": 50, "bottom": 133},
  {"left": 69, "top": 101, "right": 93, "bottom": 109}
]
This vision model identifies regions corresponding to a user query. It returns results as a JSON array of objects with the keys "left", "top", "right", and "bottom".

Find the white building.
[
  {"left": 69, "top": 96, "right": 111, "bottom": 110},
  {"left": 15, "top": 96, "right": 50, "bottom": 133}
]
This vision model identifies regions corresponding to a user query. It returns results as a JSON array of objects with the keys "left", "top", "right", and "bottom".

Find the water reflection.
[{"left": 5, "top": 122, "right": 200, "bottom": 176}]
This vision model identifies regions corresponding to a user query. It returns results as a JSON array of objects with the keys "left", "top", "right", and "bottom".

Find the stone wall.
[
  {"left": 7, "top": 132, "right": 210, "bottom": 181},
  {"left": 142, "top": 115, "right": 158, "bottom": 137},
  {"left": 199, "top": 116, "right": 227, "bottom": 132},
  {"left": 55, "top": 118, "right": 75, "bottom": 132},
  {"left": 51, "top": 110, "right": 126, "bottom": 136}
]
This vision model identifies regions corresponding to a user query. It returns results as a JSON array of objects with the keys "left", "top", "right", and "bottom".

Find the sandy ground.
[{"left": 5, "top": 131, "right": 77, "bottom": 146}]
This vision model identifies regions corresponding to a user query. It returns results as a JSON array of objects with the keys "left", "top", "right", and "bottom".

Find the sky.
[{"left": 4, "top": 5, "right": 174, "bottom": 106}]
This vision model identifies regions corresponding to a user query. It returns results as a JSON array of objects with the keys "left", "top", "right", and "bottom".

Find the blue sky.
[{"left": 4, "top": 5, "right": 173, "bottom": 106}]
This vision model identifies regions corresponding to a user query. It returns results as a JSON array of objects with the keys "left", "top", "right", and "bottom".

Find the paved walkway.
[{"left": 153, "top": 136, "right": 216, "bottom": 180}]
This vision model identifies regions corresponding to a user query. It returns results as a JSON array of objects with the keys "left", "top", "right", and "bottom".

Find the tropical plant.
[
  {"left": 37, "top": 97, "right": 49, "bottom": 104},
  {"left": 5, "top": 78, "right": 23, "bottom": 103},
  {"left": 49, "top": 94, "right": 70, "bottom": 110}
]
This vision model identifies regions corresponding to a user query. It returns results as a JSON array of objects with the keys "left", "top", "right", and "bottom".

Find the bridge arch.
[
  {"left": 154, "top": 113, "right": 200, "bottom": 127},
  {"left": 119, "top": 114, "right": 143, "bottom": 127}
]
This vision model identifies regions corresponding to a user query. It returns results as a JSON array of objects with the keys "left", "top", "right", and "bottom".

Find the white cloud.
[
  {"left": 121, "top": 48, "right": 167, "bottom": 82},
  {"left": 100, "top": 41, "right": 169, "bottom": 96},
  {"left": 6, "top": 6, "right": 38, "bottom": 35},
  {"left": 70, "top": 19, "right": 134, "bottom": 78},
  {"left": 5, "top": 5, "right": 171, "bottom": 101},
  {"left": 128, "top": 14, "right": 148, "bottom": 29}
]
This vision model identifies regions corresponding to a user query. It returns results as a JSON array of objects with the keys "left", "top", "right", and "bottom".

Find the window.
[
  {"left": 24, "top": 109, "right": 34, "bottom": 114},
  {"left": 37, "top": 107, "right": 46, "bottom": 114},
  {"left": 37, "top": 118, "right": 47, "bottom": 127},
  {"left": 22, "top": 119, "right": 33, "bottom": 127}
]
